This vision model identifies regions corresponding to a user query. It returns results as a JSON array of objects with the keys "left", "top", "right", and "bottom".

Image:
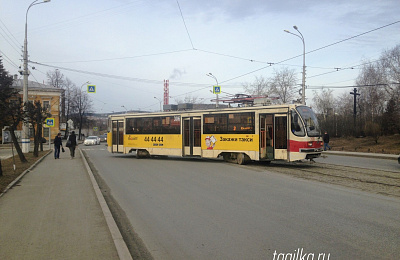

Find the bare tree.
[
  {"left": 47, "top": 69, "right": 66, "bottom": 121},
  {"left": 268, "top": 67, "right": 299, "bottom": 104},
  {"left": 63, "top": 78, "right": 76, "bottom": 138},
  {"left": 25, "top": 100, "right": 51, "bottom": 157},
  {"left": 69, "top": 87, "right": 93, "bottom": 140},
  {"left": 242, "top": 76, "right": 269, "bottom": 97}
]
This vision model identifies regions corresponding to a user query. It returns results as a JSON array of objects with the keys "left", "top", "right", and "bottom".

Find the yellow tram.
[{"left": 107, "top": 104, "right": 323, "bottom": 164}]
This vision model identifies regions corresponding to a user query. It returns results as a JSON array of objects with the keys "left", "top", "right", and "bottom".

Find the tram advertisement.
[
  {"left": 125, "top": 134, "right": 182, "bottom": 149},
  {"left": 202, "top": 134, "right": 259, "bottom": 151}
]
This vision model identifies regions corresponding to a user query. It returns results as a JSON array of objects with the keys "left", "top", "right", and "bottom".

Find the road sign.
[
  {"left": 93, "top": 127, "right": 98, "bottom": 131},
  {"left": 213, "top": 85, "right": 221, "bottom": 94},
  {"left": 87, "top": 85, "right": 96, "bottom": 93},
  {"left": 45, "top": 118, "right": 55, "bottom": 127}
]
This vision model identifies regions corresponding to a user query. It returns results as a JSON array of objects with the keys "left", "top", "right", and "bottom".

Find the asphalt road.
[
  {"left": 83, "top": 145, "right": 400, "bottom": 260},
  {"left": 315, "top": 154, "right": 400, "bottom": 172}
]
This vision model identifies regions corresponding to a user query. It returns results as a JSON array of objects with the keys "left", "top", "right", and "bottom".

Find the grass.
[{"left": 0, "top": 151, "right": 49, "bottom": 193}]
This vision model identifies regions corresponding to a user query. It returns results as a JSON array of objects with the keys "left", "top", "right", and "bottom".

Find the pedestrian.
[
  {"left": 54, "top": 132, "right": 63, "bottom": 159},
  {"left": 323, "top": 131, "right": 331, "bottom": 151},
  {"left": 66, "top": 131, "right": 78, "bottom": 159}
]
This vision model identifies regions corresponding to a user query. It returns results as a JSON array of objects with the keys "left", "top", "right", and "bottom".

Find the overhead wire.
[{"left": 176, "top": 0, "right": 195, "bottom": 49}]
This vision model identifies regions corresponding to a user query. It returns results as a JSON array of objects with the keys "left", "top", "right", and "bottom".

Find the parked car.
[
  {"left": 84, "top": 136, "right": 100, "bottom": 146},
  {"left": 98, "top": 134, "right": 107, "bottom": 142}
]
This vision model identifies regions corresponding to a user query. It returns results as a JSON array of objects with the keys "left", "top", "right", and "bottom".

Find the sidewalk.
[{"left": 0, "top": 148, "right": 130, "bottom": 260}]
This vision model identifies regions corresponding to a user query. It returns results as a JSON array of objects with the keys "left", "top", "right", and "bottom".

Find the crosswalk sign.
[
  {"left": 213, "top": 85, "right": 221, "bottom": 94},
  {"left": 87, "top": 85, "right": 96, "bottom": 93},
  {"left": 45, "top": 118, "right": 55, "bottom": 127}
]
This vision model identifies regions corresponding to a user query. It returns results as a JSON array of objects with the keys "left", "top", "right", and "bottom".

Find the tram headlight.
[{"left": 308, "top": 141, "right": 313, "bottom": 147}]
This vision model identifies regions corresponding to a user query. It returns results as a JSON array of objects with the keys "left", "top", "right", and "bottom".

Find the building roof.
[{"left": 12, "top": 79, "right": 63, "bottom": 94}]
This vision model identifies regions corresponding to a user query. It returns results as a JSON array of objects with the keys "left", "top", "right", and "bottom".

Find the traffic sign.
[
  {"left": 93, "top": 127, "right": 98, "bottom": 131},
  {"left": 45, "top": 118, "right": 55, "bottom": 127},
  {"left": 213, "top": 85, "right": 221, "bottom": 94},
  {"left": 87, "top": 85, "right": 96, "bottom": 93}
]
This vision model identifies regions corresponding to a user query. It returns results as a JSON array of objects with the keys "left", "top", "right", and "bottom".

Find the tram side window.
[
  {"left": 204, "top": 112, "right": 254, "bottom": 134},
  {"left": 126, "top": 118, "right": 137, "bottom": 134},
  {"left": 228, "top": 112, "right": 254, "bottom": 134},
  {"left": 291, "top": 110, "right": 305, "bottom": 136},
  {"left": 204, "top": 114, "right": 227, "bottom": 134},
  {"left": 126, "top": 116, "right": 180, "bottom": 134},
  {"left": 161, "top": 116, "right": 180, "bottom": 134}
]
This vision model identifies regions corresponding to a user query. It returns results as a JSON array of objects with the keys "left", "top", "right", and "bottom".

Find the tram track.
[{"left": 247, "top": 161, "right": 400, "bottom": 197}]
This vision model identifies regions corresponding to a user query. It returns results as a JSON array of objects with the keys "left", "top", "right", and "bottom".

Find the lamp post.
[
  {"left": 284, "top": 25, "right": 306, "bottom": 105},
  {"left": 22, "top": 0, "right": 51, "bottom": 153},
  {"left": 154, "top": 97, "right": 162, "bottom": 112},
  {"left": 206, "top": 73, "right": 219, "bottom": 108}
]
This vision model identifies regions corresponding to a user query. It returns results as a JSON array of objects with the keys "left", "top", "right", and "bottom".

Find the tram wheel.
[
  {"left": 137, "top": 149, "right": 150, "bottom": 159},
  {"left": 237, "top": 153, "right": 250, "bottom": 165}
]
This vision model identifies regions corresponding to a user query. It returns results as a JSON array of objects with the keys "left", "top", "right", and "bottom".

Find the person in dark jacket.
[
  {"left": 54, "top": 133, "right": 63, "bottom": 159},
  {"left": 67, "top": 131, "right": 78, "bottom": 159},
  {"left": 323, "top": 131, "right": 331, "bottom": 151}
]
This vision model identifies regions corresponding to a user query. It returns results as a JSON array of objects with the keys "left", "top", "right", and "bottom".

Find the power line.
[
  {"left": 307, "top": 83, "right": 399, "bottom": 89},
  {"left": 176, "top": 0, "right": 195, "bottom": 49},
  {"left": 220, "top": 20, "right": 400, "bottom": 84},
  {"left": 0, "top": 51, "right": 19, "bottom": 69},
  {"left": 0, "top": 18, "right": 22, "bottom": 50},
  {"left": 40, "top": 49, "right": 194, "bottom": 63}
]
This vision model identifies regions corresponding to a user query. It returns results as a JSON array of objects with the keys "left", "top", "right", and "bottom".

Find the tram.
[{"left": 107, "top": 104, "right": 323, "bottom": 164}]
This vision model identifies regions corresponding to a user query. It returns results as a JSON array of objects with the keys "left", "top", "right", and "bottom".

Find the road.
[{"left": 83, "top": 145, "right": 400, "bottom": 260}]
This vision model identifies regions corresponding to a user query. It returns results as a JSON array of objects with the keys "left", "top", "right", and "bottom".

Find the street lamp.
[
  {"left": 154, "top": 97, "right": 162, "bottom": 112},
  {"left": 284, "top": 25, "right": 306, "bottom": 105},
  {"left": 22, "top": 0, "right": 51, "bottom": 153},
  {"left": 206, "top": 73, "right": 219, "bottom": 108},
  {"left": 121, "top": 105, "right": 128, "bottom": 113}
]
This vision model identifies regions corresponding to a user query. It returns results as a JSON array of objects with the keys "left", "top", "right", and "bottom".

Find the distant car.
[
  {"left": 84, "top": 136, "right": 100, "bottom": 146},
  {"left": 98, "top": 134, "right": 107, "bottom": 142}
]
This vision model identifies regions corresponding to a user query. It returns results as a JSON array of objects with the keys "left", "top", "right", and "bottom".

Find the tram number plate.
[{"left": 144, "top": 136, "right": 164, "bottom": 143}]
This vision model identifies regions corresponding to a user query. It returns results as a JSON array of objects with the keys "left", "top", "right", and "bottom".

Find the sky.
[{"left": 1, "top": 0, "right": 399, "bottom": 113}]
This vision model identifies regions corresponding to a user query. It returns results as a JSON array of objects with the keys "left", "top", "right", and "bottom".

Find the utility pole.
[{"left": 350, "top": 88, "right": 360, "bottom": 136}]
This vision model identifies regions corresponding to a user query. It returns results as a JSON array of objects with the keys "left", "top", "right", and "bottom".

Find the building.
[{"left": 11, "top": 78, "right": 63, "bottom": 142}]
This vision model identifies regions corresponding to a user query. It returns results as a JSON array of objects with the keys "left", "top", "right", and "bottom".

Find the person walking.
[
  {"left": 54, "top": 133, "right": 63, "bottom": 159},
  {"left": 66, "top": 131, "right": 78, "bottom": 159},
  {"left": 323, "top": 131, "right": 331, "bottom": 151}
]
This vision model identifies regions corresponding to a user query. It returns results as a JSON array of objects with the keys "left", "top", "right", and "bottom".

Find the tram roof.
[{"left": 108, "top": 104, "right": 308, "bottom": 119}]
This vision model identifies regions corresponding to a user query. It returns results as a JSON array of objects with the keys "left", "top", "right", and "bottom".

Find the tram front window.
[
  {"left": 296, "top": 106, "right": 321, "bottom": 137},
  {"left": 291, "top": 110, "right": 305, "bottom": 136}
]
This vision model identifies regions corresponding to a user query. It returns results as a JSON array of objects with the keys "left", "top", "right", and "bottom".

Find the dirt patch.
[
  {"left": 330, "top": 135, "right": 400, "bottom": 154},
  {"left": 0, "top": 151, "right": 49, "bottom": 193}
]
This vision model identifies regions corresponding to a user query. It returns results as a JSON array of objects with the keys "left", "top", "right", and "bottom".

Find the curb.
[
  {"left": 79, "top": 149, "right": 133, "bottom": 260},
  {"left": 0, "top": 150, "right": 52, "bottom": 198}
]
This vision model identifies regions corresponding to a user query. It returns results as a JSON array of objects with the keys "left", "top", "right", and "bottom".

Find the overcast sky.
[{"left": 1, "top": 0, "right": 399, "bottom": 112}]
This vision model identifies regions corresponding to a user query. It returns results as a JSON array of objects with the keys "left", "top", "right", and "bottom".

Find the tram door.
[
  {"left": 260, "top": 114, "right": 287, "bottom": 160},
  {"left": 112, "top": 120, "right": 124, "bottom": 153},
  {"left": 274, "top": 115, "right": 288, "bottom": 160},
  {"left": 260, "top": 114, "right": 274, "bottom": 159},
  {"left": 183, "top": 117, "right": 201, "bottom": 156}
]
